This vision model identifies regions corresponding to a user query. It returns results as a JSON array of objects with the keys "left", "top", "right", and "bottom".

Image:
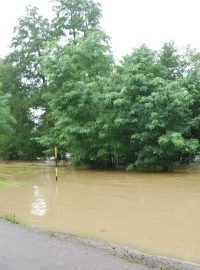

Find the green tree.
[
  {"left": 129, "top": 79, "right": 198, "bottom": 171},
  {"left": 1, "top": 6, "right": 52, "bottom": 159},
  {"left": 184, "top": 67, "right": 200, "bottom": 146},
  {"left": 10, "top": 6, "right": 52, "bottom": 98},
  {"left": 40, "top": 29, "right": 114, "bottom": 166},
  {"left": 0, "top": 85, "right": 14, "bottom": 133},
  {"left": 106, "top": 46, "right": 157, "bottom": 165},
  {"left": 157, "top": 41, "right": 182, "bottom": 80},
  {"left": 110, "top": 45, "right": 199, "bottom": 171},
  {"left": 0, "top": 80, "right": 15, "bottom": 158},
  {"left": 0, "top": 59, "right": 44, "bottom": 159},
  {"left": 52, "top": 0, "right": 102, "bottom": 41}
]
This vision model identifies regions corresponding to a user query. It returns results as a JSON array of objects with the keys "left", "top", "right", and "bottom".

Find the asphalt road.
[{"left": 0, "top": 219, "right": 152, "bottom": 270}]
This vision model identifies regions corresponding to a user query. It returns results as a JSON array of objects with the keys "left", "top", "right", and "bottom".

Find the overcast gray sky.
[{"left": 0, "top": 0, "right": 200, "bottom": 59}]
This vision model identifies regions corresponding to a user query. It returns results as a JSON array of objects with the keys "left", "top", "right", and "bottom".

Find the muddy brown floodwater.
[{"left": 0, "top": 162, "right": 200, "bottom": 264}]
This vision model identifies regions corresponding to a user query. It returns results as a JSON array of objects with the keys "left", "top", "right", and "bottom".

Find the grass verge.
[{"left": 0, "top": 214, "right": 21, "bottom": 224}]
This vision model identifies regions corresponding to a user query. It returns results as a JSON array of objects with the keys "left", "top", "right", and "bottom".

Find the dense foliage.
[
  {"left": 0, "top": 78, "right": 15, "bottom": 158},
  {"left": 0, "top": 0, "right": 199, "bottom": 171}
]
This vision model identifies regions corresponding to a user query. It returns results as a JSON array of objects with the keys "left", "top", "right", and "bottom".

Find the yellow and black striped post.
[{"left": 55, "top": 146, "right": 58, "bottom": 181}]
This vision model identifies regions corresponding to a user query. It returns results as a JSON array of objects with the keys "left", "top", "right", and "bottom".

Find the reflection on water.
[
  {"left": 31, "top": 186, "right": 47, "bottom": 216},
  {"left": 0, "top": 162, "right": 200, "bottom": 264}
]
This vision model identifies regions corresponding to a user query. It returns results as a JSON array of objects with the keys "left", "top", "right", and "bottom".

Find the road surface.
[{"left": 0, "top": 219, "right": 152, "bottom": 270}]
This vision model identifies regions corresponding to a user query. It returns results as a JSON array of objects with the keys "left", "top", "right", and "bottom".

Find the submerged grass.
[
  {"left": 0, "top": 176, "right": 6, "bottom": 181},
  {"left": 0, "top": 162, "right": 43, "bottom": 189},
  {"left": 0, "top": 163, "right": 44, "bottom": 175},
  {"left": 0, "top": 176, "right": 25, "bottom": 188}
]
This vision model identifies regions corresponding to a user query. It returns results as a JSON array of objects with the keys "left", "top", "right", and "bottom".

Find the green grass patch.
[{"left": 1, "top": 214, "right": 21, "bottom": 224}]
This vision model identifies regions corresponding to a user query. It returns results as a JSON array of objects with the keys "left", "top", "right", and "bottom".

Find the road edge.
[{"left": 32, "top": 228, "right": 200, "bottom": 270}]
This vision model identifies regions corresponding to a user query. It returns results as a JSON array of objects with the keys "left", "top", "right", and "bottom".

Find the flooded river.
[{"left": 0, "top": 162, "right": 200, "bottom": 263}]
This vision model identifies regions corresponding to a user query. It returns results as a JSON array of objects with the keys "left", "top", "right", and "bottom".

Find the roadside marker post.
[{"left": 55, "top": 147, "right": 58, "bottom": 181}]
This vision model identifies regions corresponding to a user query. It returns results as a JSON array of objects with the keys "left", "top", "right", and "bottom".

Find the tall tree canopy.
[
  {"left": 0, "top": 0, "right": 199, "bottom": 170},
  {"left": 52, "top": 0, "right": 102, "bottom": 41},
  {"left": 39, "top": 29, "right": 114, "bottom": 166}
]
